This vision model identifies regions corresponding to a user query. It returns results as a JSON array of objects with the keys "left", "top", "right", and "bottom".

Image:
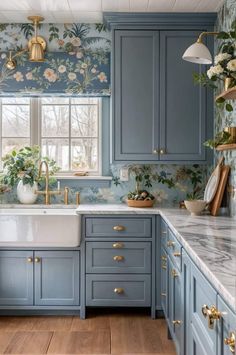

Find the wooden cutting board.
[{"left": 209, "top": 165, "right": 230, "bottom": 216}]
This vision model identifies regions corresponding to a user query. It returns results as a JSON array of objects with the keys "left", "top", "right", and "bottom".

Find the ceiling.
[{"left": 0, "top": 0, "right": 225, "bottom": 23}]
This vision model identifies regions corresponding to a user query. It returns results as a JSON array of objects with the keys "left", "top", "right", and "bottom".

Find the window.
[{"left": 0, "top": 97, "right": 101, "bottom": 175}]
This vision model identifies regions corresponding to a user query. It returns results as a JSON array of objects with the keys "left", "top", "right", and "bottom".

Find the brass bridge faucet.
[{"left": 35, "top": 160, "right": 61, "bottom": 205}]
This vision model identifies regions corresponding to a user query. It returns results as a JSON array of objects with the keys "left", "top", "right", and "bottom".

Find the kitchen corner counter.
[{"left": 76, "top": 204, "right": 236, "bottom": 312}]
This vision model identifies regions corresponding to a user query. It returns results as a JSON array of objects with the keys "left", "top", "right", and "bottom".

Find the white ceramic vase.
[{"left": 17, "top": 180, "right": 38, "bottom": 204}]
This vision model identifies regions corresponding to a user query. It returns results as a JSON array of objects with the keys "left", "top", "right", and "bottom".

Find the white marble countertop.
[{"left": 76, "top": 204, "right": 236, "bottom": 312}]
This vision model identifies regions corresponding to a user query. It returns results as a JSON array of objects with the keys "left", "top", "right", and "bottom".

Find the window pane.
[
  {"left": 41, "top": 106, "right": 69, "bottom": 137},
  {"left": 2, "top": 138, "right": 30, "bottom": 157},
  {"left": 71, "top": 98, "right": 98, "bottom": 105},
  {"left": 2, "top": 105, "right": 30, "bottom": 137},
  {"left": 42, "top": 138, "right": 69, "bottom": 171},
  {"left": 2, "top": 98, "right": 30, "bottom": 105},
  {"left": 41, "top": 97, "right": 69, "bottom": 105},
  {"left": 71, "top": 105, "right": 98, "bottom": 137},
  {"left": 71, "top": 138, "right": 98, "bottom": 171}
]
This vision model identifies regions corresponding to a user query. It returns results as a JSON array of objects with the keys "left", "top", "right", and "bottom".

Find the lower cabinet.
[
  {"left": 217, "top": 296, "right": 236, "bottom": 355},
  {"left": 0, "top": 251, "right": 33, "bottom": 305},
  {"left": 0, "top": 250, "right": 80, "bottom": 307}
]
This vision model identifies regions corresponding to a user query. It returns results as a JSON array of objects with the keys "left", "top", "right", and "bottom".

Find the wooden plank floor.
[{"left": 0, "top": 310, "right": 176, "bottom": 355}]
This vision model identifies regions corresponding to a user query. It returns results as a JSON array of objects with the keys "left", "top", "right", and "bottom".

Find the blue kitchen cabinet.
[
  {"left": 189, "top": 259, "right": 218, "bottom": 355},
  {"left": 0, "top": 251, "right": 33, "bottom": 305},
  {"left": 111, "top": 28, "right": 212, "bottom": 163},
  {"left": 0, "top": 250, "right": 80, "bottom": 307},
  {"left": 217, "top": 296, "right": 236, "bottom": 355},
  {"left": 34, "top": 251, "right": 80, "bottom": 306},
  {"left": 113, "top": 30, "right": 159, "bottom": 162}
]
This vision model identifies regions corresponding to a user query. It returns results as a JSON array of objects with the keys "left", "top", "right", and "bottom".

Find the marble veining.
[{"left": 76, "top": 204, "right": 236, "bottom": 312}]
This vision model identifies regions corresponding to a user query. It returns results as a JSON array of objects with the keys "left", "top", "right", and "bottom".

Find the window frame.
[{"left": 0, "top": 97, "right": 102, "bottom": 177}]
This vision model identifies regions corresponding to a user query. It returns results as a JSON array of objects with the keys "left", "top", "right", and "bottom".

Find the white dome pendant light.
[{"left": 182, "top": 31, "right": 219, "bottom": 65}]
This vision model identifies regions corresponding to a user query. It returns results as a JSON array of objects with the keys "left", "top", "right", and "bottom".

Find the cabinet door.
[
  {"left": 113, "top": 30, "right": 159, "bottom": 162},
  {"left": 160, "top": 246, "right": 168, "bottom": 318},
  {"left": 168, "top": 256, "right": 183, "bottom": 355},
  {"left": 160, "top": 31, "right": 207, "bottom": 162},
  {"left": 0, "top": 251, "right": 33, "bottom": 305},
  {"left": 189, "top": 262, "right": 217, "bottom": 355},
  {"left": 34, "top": 251, "right": 80, "bottom": 306},
  {"left": 217, "top": 296, "right": 236, "bottom": 355}
]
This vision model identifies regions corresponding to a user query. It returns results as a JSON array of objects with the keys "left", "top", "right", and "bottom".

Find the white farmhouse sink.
[{"left": 0, "top": 208, "right": 80, "bottom": 247}]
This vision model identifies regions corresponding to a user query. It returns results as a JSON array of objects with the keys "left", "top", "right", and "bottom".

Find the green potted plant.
[{"left": 1, "top": 145, "right": 59, "bottom": 204}]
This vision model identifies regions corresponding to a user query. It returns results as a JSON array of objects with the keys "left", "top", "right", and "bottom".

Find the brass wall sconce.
[
  {"left": 182, "top": 31, "right": 219, "bottom": 64},
  {"left": 5, "top": 15, "right": 47, "bottom": 70}
]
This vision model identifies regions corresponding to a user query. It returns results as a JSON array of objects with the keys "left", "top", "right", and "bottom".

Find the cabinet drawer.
[
  {"left": 167, "top": 228, "right": 182, "bottom": 270},
  {"left": 86, "top": 242, "right": 151, "bottom": 273},
  {"left": 85, "top": 217, "right": 152, "bottom": 238},
  {"left": 86, "top": 274, "right": 151, "bottom": 307},
  {"left": 160, "top": 219, "right": 168, "bottom": 248}
]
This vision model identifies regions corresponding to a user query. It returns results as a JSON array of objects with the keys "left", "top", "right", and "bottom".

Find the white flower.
[
  {"left": 97, "top": 71, "right": 107, "bottom": 83},
  {"left": 43, "top": 68, "right": 57, "bottom": 82},
  {"left": 26, "top": 72, "right": 33, "bottom": 80},
  {"left": 91, "top": 67, "right": 97, "bottom": 74},
  {"left": 58, "top": 65, "right": 66, "bottom": 73},
  {"left": 68, "top": 72, "right": 76, "bottom": 81},
  {"left": 207, "top": 64, "right": 224, "bottom": 79},
  {"left": 214, "top": 52, "right": 231, "bottom": 64},
  {"left": 13, "top": 71, "right": 24, "bottom": 82},
  {"left": 1, "top": 53, "right": 6, "bottom": 59},
  {"left": 76, "top": 50, "right": 83, "bottom": 59},
  {"left": 227, "top": 59, "right": 236, "bottom": 72},
  {"left": 79, "top": 69, "right": 84, "bottom": 74},
  {"left": 81, "top": 63, "right": 88, "bottom": 69}
]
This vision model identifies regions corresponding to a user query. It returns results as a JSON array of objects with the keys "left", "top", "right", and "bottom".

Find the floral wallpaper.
[
  {"left": 0, "top": 23, "right": 111, "bottom": 95},
  {"left": 215, "top": 0, "right": 236, "bottom": 216}
]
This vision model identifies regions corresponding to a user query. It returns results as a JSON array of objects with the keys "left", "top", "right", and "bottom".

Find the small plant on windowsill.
[{"left": 1, "top": 145, "right": 59, "bottom": 204}]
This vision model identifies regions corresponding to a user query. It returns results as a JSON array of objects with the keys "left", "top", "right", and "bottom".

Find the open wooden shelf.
[
  {"left": 215, "top": 143, "right": 236, "bottom": 151},
  {"left": 216, "top": 87, "right": 236, "bottom": 101}
]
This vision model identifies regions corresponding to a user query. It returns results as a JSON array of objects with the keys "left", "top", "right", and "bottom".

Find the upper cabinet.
[{"left": 105, "top": 13, "right": 216, "bottom": 163}]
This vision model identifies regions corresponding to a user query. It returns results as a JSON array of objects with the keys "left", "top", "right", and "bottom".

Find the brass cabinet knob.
[
  {"left": 113, "top": 255, "right": 124, "bottom": 262},
  {"left": 172, "top": 320, "right": 181, "bottom": 325},
  {"left": 201, "top": 304, "right": 222, "bottom": 329},
  {"left": 114, "top": 288, "right": 124, "bottom": 294},
  {"left": 224, "top": 332, "right": 235, "bottom": 353},
  {"left": 34, "top": 257, "right": 41, "bottom": 263},
  {"left": 173, "top": 252, "right": 181, "bottom": 257},
  {"left": 161, "top": 255, "right": 167, "bottom": 261},
  {"left": 160, "top": 148, "right": 165, "bottom": 155},
  {"left": 153, "top": 149, "right": 158, "bottom": 154},
  {"left": 113, "top": 225, "right": 125, "bottom": 231},
  {"left": 171, "top": 269, "right": 178, "bottom": 278},
  {"left": 162, "top": 264, "right": 167, "bottom": 270},
  {"left": 167, "top": 240, "right": 175, "bottom": 248},
  {"left": 27, "top": 257, "right": 33, "bottom": 263},
  {"left": 112, "top": 242, "right": 124, "bottom": 249}
]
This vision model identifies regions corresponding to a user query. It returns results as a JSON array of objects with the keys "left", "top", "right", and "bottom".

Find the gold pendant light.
[{"left": 27, "top": 16, "right": 46, "bottom": 62}]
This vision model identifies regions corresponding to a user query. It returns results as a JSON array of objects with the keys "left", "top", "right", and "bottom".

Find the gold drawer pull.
[
  {"left": 167, "top": 240, "right": 175, "bottom": 248},
  {"left": 173, "top": 252, "right": 181, "bottom": 257},
  {"left": 113, "top": 225, "right": 125, "bottom": 231},
  {"left": 35, "top": 257, "right": 41, "bottom": 263},
  {"left": 162, "top": 264, "right": 167, "bottom": 270},
  {"left": 112, "top": 242, "right": 124, "bottom": 249},
  {"left": 201, "top": 304, "right": 222, "bottom": 329},
  {"left": 114, "top": 288, "right": 124, "bottom": 294},
  {"left": 113, "top": 255, "right": 124, "bottom": 262},
  {"left": 161, "top": 292, "right": 166, "bottom": 297},
  {"left": 171, "top": 269, "right": 178, "bottom": 278},
  {"left": 27, "top": 257, "right": 33, "bottom": 263},
  {"left": 172, "top": 320, "right": 181, "bottom": 325},
  {"left": 224, "top": 332, "right": 235, "bottom": 353},
  {"left": 161, "top": 255, "right": 167, "bottom": 261}
]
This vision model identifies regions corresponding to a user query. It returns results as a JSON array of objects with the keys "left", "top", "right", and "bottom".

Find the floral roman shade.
[{"left": 0, "top": 23, "right": 111, "bottom": 96}]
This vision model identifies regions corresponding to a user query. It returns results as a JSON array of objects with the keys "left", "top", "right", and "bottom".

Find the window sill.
[{"left": 55, "top": 175, "right": 112, "bottom": 188}]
